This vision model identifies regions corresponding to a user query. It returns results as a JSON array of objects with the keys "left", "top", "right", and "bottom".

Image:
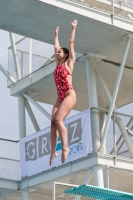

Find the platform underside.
[
  {"left": 0, "top": 0, "right": 132, "bottom": 47},
  {"left": 0, "top": 0, "right": 133, "bottom": 56}
]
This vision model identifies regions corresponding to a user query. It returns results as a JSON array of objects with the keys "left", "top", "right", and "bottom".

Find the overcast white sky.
[{"left": 0, "top": 29, "right": 133, "bottom": 141}]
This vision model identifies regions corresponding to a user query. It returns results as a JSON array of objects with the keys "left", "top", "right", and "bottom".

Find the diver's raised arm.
[
  {"left": 68, "top": 20, "right": 78, "bottom": 69},
  {"left": 54, "top": 26, "right": 60, "bottom": 63}
]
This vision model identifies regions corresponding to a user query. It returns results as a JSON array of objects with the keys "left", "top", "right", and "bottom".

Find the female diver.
[{"left": 49, "top": 20, "right": 78, "bottom": 166}]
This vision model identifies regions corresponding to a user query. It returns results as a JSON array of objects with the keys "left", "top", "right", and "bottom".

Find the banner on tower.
[{"left": 19, "top": 109, "right": 93, "bottom": 177}]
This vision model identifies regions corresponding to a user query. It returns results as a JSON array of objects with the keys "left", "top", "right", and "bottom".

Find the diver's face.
[{"left": 56, "top": 48, "right": 67, "bottom": 60}]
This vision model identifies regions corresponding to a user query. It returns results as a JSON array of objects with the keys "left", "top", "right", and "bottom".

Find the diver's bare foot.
[
  {"left": 49, "top": 152, "right": 58, "bottom": 166},
  {"left": 61, "top": 148, "right": 70, "bottom": 163}
]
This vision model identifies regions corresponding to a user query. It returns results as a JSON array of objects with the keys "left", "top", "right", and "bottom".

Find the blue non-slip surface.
[{"left": 64, "top": 184, "right": 133, "bottom": 199}]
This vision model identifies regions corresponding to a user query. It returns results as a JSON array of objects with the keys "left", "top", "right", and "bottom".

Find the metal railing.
[
  {"left": 90, "top": 107, "right": 133, "bottom": 159},
  {"left": 7, "top": 38, "right": 55, "bottom": 86},
  {"left": 0, "top": 139, "right": 21, "bottom": 181},
  {"left": 7, "top": 37, "right": 84, "bottom": 86},
  {"left": 70, "top": 0, "right": 133, "bottom": 19}
]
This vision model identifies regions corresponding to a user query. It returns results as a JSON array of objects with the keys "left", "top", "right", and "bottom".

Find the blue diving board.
[{"left": 64, "top": 184, "right": 133, "bottom": 200}]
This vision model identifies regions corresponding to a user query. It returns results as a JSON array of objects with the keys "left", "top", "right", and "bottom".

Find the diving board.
[{"left": 64, "top": 184, "right": 133, "bottom": 199}]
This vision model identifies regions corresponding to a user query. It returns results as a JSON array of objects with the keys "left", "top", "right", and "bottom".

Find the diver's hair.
[{"left": 61, "top": 47, "right": 69, "bottom": 60}]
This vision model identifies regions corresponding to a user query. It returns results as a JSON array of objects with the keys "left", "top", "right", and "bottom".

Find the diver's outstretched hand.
[
  {"left": 55, "top": 26, "right": 59, "bottom": 35},
  {"left": 71, "top": 20, "right": 78, "bottom": 29}
]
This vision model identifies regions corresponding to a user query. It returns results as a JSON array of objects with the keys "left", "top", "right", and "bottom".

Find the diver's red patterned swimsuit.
[{"left": 54, "top": 63, "right": 74, "bottom": 101}]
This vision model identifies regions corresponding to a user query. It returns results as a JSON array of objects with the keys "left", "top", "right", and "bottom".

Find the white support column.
[
  {"left": 25, "top": 99, "right": 40, "bottom": 132},
  {"left": 82, "top": 168, "right": 93, "bottom": 185},
  {"left": 52, "top": 182, "right": 55, "bottom": 200},
  {"left": 115, "top": 117, "right": 133, "bottom": 157},
  {"left": 94, "top": 165, "right": 104, "bottom": 187},
  {"left": 86, "top": 57, "right": 100, "bottom": 152},
  {"left": 111, "top": 0, "right": 114, "bottom": 24},
  {"left": 74, "top": 168, "right": 93, "bottom": 200},
  {"left": 9, "top": 32, "right": 21, "bottom": 80},
  {"left": 86, "top": 56, "right": 104, "bottom": 190},
  {"left": 23, "top": 94, "right": 51, "bottom": 120},
  {"left": 127, "top": 14, "right": 133, "bottom": 20},
  {"left": 105, "top": 165, "right": 109, "bottom": 188},
  {"left": 99, "top": 36, "right": 131, "bottom": 152},
  {"left": 21, "top": 189, "right": 29, "bottom": 200},
  {"left": 99, "top": 112, "right": 106, "bottom": 154},
  {"left": 125, "top": 127, "right": 133, "bottom": 136},
  {"left": 95, "top": 64, "right": 133, "bottom": 157},
  {"left": 18, "top": 95, "right": 26, "bottom": 138},
  {"left": 0, "top": 64, "right": 16, "bottom": 83},
  {"left": 29, "top": 38, "right": 32, "bottom": 75},
  {"left": 21, "top": 52, "right": 23, "bottom": 77},
  {"left": 113, "top": 113, "right": 117, "bottom": 157}
]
